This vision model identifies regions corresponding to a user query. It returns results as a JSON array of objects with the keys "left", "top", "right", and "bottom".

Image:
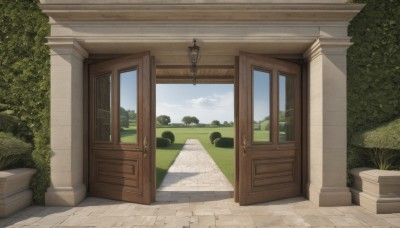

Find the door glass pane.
[
  {"left": 119, "top": 70, "right": 138, "bottom": 144},
  {"left": 95, "top": 74, "right": 112, "bottom": 142},
  {"left": 253, "top": 69, "right": 271, "bottom": 143},
  {"left": 279, "top": 75, "right": 295, "bottom": 142}
]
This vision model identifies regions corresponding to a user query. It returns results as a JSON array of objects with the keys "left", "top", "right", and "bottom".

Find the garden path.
[{"left": 158, "top": 139, "right": 234, "bottom": 192}]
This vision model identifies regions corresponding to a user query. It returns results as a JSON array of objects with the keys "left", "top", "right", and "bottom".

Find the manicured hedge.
[
  {"left": 156, "top": 137, "right": 171, "bottom": 148},
  {"left": 214, "top": 137, "right": 234, "bottom": 148},
  {"left": 348, "top": 0, "right": 400, "bottom": 136},
  {"left": 351, "top": 117, "right": 400, "bottom": 150},
  {"left": 347, "top": 0, "right": 400, "bottom": 172},
  {"left": 0, "top": 0, "right": 50, "bottom": 204},
  {"left": 209, "top": 132, "right": 222, "bottom": 144},
  {"left": 161, "top": 131, "right": 175, "bottom": 144}
]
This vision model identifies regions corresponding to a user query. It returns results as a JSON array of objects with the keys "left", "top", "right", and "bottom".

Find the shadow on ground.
[{"left": 156, "top": 191, "right": 234, "bottom": 204}]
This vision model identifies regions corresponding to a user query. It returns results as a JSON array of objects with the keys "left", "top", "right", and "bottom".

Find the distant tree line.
[{"left": 156, "top": 115, "right": 233, "bottom": 127}]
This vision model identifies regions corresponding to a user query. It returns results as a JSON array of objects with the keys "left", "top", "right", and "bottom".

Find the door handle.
[
  {"left": 242, "top": 136, "right": 247, "bottom": 157},
  {"left": 143, "top": 136, "right": 148, "bottom": 158}
]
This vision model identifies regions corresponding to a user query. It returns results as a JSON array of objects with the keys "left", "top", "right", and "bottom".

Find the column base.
[
  {"left": 45, "top": 184, "right": 86, "bottom": 206},
  {"left": 309, "top": 184, "right": 351, "bottom": 206}
]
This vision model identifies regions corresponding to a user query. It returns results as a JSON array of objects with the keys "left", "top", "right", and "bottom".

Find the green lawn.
[
  {"left": 156, "top": 127, "right": 235, "bottom": 187},
  {"left": 120, "top": 122, "right": 137, "bottom": 143}
]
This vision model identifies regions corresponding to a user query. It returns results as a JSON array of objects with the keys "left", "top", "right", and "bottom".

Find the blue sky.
[
  {"left": 120, "top": 70, "right": 137, "bottom": 111},
  {"left": 156, "top": 84, "right": 234, "bottom": 123}
]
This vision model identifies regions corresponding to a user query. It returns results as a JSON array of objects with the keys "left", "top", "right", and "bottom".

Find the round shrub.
[
  {"left": 214, "top": 137, "right": 234, "bottom": 148},
  {"left": 209, "top": 132, "right": 222, "bottom": 144},
  {"left": 161, "top": 131, "right": 175, "bottom": 144},
  {"left": 156, "top": 137, "right": 171, "bottom": 148},
  {"left": 0, "top": 132, "right": 32, "bottom": 170}
]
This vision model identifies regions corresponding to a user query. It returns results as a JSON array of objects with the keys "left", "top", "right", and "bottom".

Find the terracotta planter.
[
  {"left": 0, "top": 168, "right": 36, "bottom": 217},
  {"left": 350, "top": 167, "right": 400, "bottom": 214}
]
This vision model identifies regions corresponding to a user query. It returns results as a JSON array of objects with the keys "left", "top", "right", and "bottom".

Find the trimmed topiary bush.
[
  {"left": 351, "top": 117, "right": 400, "bottom": 170},
  {"left": 0, "top": 132, "right": 32, "bottom": 170},
  {"left": 156, "top": 137, "right": 171, "bottom": 148},
  {"left": 161, "top": 131, "right": 175, "bottom": 144},
  {"left": 214, "top": 137, "right": 234, "bottom": 148},
  {"left": 209, "top": 132, "right": 222, "bottom": 144}
]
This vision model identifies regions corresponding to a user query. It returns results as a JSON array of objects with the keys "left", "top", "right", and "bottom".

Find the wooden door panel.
[
  {"left": 93, "top": 151, "right": 141, "bottom": 190},
  {"left": 252, "top": 158, "right": 296, "bottom": 186},
  {"left": 238, "top": 52, "right": 302, "bottom": 205},
  {"left": 89, "top": 53, "right": 153, "bottom": 204}
]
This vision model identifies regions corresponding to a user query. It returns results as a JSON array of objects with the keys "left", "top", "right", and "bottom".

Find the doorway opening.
[
  {"left": 87, "top": 53, "right": 304, "bottom": 205},
  {"left": 155, "top": 84, "right": 235, "bottom": 201}
]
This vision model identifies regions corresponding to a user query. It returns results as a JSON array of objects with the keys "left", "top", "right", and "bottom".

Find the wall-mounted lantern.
[{"left": 188, "top": 39, "right": 200, "bottom": 85}]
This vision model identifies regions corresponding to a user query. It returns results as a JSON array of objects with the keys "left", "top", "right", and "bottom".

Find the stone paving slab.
[
  {"left": 158, "top": 139, "right": 233, "bottom": 192},
  {"left": 1, "top": 195, "right": 400, "bottom": 227}
]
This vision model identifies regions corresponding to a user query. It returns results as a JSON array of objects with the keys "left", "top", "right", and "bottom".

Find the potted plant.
[
  {"left": 350, "top": 117, "right": 400, "bottom": 214},
  {"left": 0, "top": 104, "right": 36, "bottom": 217}
]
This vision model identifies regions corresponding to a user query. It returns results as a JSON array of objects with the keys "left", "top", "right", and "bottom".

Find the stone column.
[
  {"left": 45, "top": 39, "right": 88, "bottom": 206},
  {"left": 304, "top": 38, "right": 352, "bottom": 206}
]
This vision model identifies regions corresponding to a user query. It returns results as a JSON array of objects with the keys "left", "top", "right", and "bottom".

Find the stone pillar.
[
  {"left": 45, "top": 39, "right": 88, "bottom": 206},
  {"left": 304, "top": 38, "right": 352, "bottom": 206}
]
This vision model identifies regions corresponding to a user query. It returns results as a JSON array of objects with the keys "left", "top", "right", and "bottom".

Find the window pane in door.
[
  {"left": 279, "top": 75, "right": 295, "bottom": 142},
  {"left": 119, "top": 69, "right": 138, "bottom": 144},
  {"left": 95, "top": 74, "right": 112, "bottom": 142},
  {"left": 253, "top": 69, "right": 271, "bottom": 143}
]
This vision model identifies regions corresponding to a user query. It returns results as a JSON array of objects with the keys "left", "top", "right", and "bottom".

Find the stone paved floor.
[
  {"left": 1, "top": 194, "right": 400, "bottom": 227},
  {"left": 158, "top": 139, "right": 233, "bottom": 192},
  {"left": 1, "top": 139, "right": 400, "bottom": 227}
]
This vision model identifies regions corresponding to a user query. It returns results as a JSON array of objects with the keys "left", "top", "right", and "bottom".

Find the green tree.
[
  {"left": 127, "top": 110, "right": 136, "bottom": 122},
  {"left": 181, "top": 116, "right": 199, "bottom": 125},
  {"left": 120, "top": 108, "right": 129, "bottom": 128},
  {"left": 223, "top": 121, "right": 229, "bottom": 126},
  {"left": 211, "top": 120, "right": 221, "bottom": 126},
  {"left": 191, "top": 116, "right": 199, "bottom": 125},
  {"left": 182, "top": 116, "right": 192, "bottom": 125},
  {"left": 157, "top": 115, "right": 171, "bottom": 125}
]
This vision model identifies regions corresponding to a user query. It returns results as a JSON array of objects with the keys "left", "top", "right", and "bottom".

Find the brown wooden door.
[
  {"left": 238, "top": 53, "right": 302, "bottom": 205},
  {"left": 89, "top": 53, "right": 154, "bottom": 204}
]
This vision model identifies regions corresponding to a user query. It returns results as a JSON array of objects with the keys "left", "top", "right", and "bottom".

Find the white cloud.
[{"left": 156, "top": 92, "right": 234, "bottom": 124}]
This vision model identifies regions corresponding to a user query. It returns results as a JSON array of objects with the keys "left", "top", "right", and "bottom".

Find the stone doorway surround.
[{"left": 39, "top": 0, "right": 364, "bottom": 206}]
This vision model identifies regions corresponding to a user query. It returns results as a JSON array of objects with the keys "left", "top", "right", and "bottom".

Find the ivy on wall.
[
  {"left": 347, "top": 0, "right": 400, "bottom": 170},
  {"left": 0, "top": 0, "right": 50, "bottom": 204}
]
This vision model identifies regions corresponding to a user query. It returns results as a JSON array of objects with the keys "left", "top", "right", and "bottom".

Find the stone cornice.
[
  {"left": 47, "top": 38, "right": 89, "bottom": 59},
  {"left": 39, "top": 3, "right": 364, "bottom": 22},
  {"left": 304, "top": 37, "right": 352, "bottom": 61}
]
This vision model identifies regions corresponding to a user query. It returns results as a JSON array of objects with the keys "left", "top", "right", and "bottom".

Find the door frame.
[{"left": 82, "top": 54, "right": 308, "bottom": 203}]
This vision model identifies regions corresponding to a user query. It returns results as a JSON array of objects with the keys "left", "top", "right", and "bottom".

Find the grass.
[
  {"left": 253, "top": 130, "right": 271, "bottom": 142},
  {"left": 156, "top": 127, "right": 235, "bottom": 186},
  {"left": 120, "top": 125, "right": 286, "bottom": 187},
  {"left": 120, "top": 122, "right": 137, "bottom": 143}
]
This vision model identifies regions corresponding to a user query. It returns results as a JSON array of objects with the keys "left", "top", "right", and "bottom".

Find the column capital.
[
  {"left": 304, "top": 37, "right": 352, "bottom": 61},
  {"left": 47, "top": 38, "right": 89, "bottom": 60}
]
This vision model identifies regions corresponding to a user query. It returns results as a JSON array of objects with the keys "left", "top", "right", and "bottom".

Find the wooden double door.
[{"left": 89, "top": 52, "right": 302, "bottom": 205}]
